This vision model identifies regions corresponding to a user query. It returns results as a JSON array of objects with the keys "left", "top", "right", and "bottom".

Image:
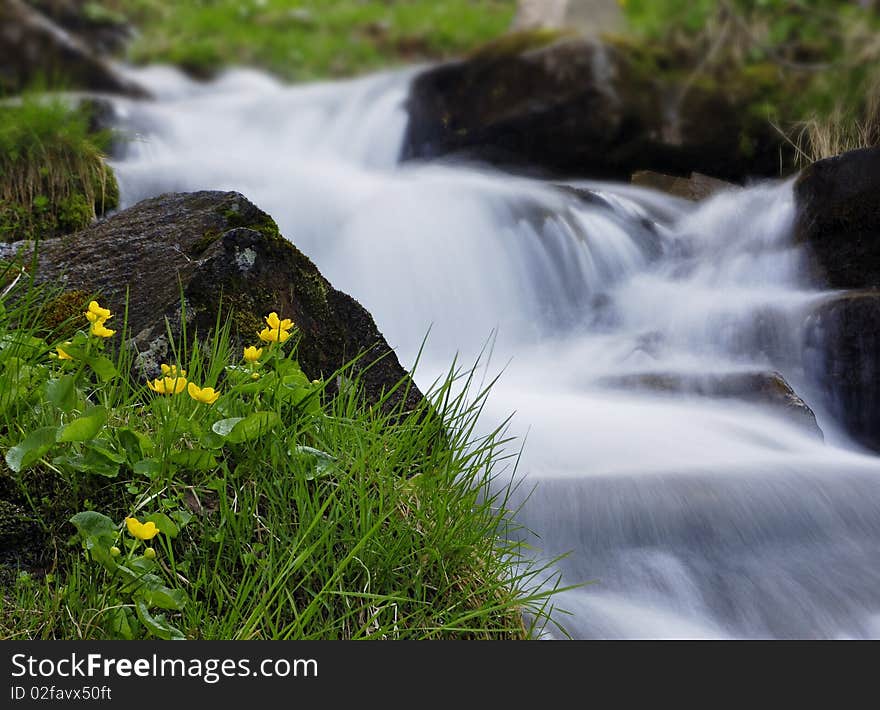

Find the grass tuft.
[
  {"left": 0, "top": 267, "right": 566, "bottom": 640},
  {"left": 0, "top": 93, "right": 118, "bottom": 242}
]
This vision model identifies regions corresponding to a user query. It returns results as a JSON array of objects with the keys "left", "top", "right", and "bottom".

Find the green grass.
[
  {"left": 619, "top": 0, "right": 880, "bottom": 157},
  {"left": 0, "top": 272, "right": 566, "bottom": 640},
  {"left": 104, "top": 0, "right": 517, "bottom": 81},
  {"left": 0, "top": 93, "right": 118, "bottom": 242}
]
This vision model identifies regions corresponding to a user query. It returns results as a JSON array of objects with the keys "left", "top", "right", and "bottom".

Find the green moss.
[
  {"left": 37, "top": 290, "right": 93, "bottom": 337},
  {"left": 189, "top": 229, "right": 222, "bottom": 257},
  {"left": 466, "top": 28, "right": 573, "bottom": 61},
  {"left": 224, "top": 295, "right": 265, "bottom": 342},
  {"left": 0, "top": 95, "right": 118, "bottom": 243},
  {"left": 221, "top": 208, "right": 283, "bottom": 244}
]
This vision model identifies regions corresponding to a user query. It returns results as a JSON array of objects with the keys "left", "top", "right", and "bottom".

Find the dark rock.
[
  {"left": 803, "top": 291, "right": 880, "bottom": 451},
  {"left": 23, "top": 191, "right": 423, "bottom": 413},
  {"left": 631, "top": 170, "right": 737, "bottom": 202},
  {"left": 598, "top": 370, "right": 823, "bottom": 438},
  {"left": 25, "top": 0, "right": 133, "bottom": 55},
  {"left": 794, "top": 147, "right": 880, "bottom": 289},
  {"left": 0, "top": 0, "right": 147, "bottom": 97},
  {"left": 401, "top": 35, "right": 786, "bottom": 181}
]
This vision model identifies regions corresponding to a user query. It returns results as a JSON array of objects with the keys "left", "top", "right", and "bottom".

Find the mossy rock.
[
  {"left": 25, "top": 191, "right": 423, "bottom": 414},
  {"left": 402, "top": 35, "right": 792, "bottom": 181}
]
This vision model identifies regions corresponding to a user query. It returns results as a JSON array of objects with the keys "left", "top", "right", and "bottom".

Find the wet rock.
[
  {"left": 0, "top": 0, "right": 147, "bottom": 97},
  {"left": 598, "top": 370, "right": 823, "bottom": 438},
  {"left": 794, "top": 147, "right": 880, "bottom": 289},
  {"left": 631, "top": 171, "right": 737, "bottom": 201},
  {"left": 401, "top": 35, "right": 785, "bottom": 181},
  {"left": 21, "top": 191, "right": 423, "bottom": 413},
  {"left": 803, "top": 292, "right": 880, "bottom": 451}
]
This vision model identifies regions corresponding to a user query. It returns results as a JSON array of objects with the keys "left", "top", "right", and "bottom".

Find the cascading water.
[{"left": 107, "top": 65, "right": 880, "bottom": 639}]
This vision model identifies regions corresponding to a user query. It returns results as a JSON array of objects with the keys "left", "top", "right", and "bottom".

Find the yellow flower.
[
  {"left": 243, "top": 345, "right": 263, "bottom": 363},
  {"left": 258, "top": 312, "right": 293, "bottom": 343},
  {"left": 85, "top": 300, "right": 112, "bottom": 324},
  {"left": 125, "top": 517, "right": 159, "bottom": 541},
  {"left": 258, "top": 327, "right": 291, "bottom": 343},
  {"left": 187, "top": 382, "right": 220, "bottom": 405},
  {"left": 147, "top": 376, "right": 187, "bottom": 395},
  {"left": 265, "top": 312, "right": 293, "bottom": 332},
  {"left": 160, "top": 364, "right": 187, "bottom": 378},
  {"left": 90, "top": 321, "right": 116, "bottom": 338},
  {"left": 55, "top": 343, "right": 74, "bottom": 360}
]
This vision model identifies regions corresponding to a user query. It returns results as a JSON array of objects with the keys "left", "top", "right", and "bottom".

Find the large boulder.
[
  {"left": 0, "top": 0, "right": 146, "bottom": 97},
  {"left": 794, "top": 147, "right": 880, "bottom": 289},
  {"left": 597, "top": 370, "right": 823, "bottom": 438},
  {"left": 401, "top": 35, "right": 786, "bottom": 181},
  {"left": 803, "top": 292, "right": 880, "bottom": 451},
  {"left": 18, "top": 191, "right": 422, "bottom": 412}
]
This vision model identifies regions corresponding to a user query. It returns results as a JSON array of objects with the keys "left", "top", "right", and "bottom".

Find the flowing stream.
[{"left": 107, "top": 65, "right": 880, "bottom": 639}]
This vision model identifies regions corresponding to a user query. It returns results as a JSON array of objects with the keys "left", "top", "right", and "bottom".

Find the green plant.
[
  {"left": 0, "top": 93, "right": 118, "bottom": 242},
  {"left": 0, "top": 270, "right": 568, "bottom": 640}
]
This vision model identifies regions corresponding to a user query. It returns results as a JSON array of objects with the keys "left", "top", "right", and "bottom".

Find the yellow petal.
[
  {"left": 125, "top": 517, "right": 158, "bottom": 540},
  {"left": 244, "top": 346, "right": 263, "bottom": 363}
]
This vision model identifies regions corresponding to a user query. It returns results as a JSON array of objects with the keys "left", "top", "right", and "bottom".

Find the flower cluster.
[
  {"left": 85, "top": 300, "right": 115, "bottom": 339},
  {"left": 258, "top": 312, "right": 294, "bottom": 344},
  {"left": 147, "top": 364, "right": 219, "bottom": 404}
]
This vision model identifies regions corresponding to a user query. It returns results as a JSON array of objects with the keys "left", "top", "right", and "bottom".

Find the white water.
[{"left": 108, "top": 66, "right": 880, "bottom": 639}]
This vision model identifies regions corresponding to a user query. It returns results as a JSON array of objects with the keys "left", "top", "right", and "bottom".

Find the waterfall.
[{"left": 107, "top": 64, "right": 880, "bottom": 639}]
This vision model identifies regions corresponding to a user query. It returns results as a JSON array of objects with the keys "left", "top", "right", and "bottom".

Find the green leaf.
[
  {"left": 108, "top": 607, "right": 136, "bottom": 640},
  {"left": 54, "top": 345, "right": 117, "bottom": 382},
  {"left": 294, "top": 445, "right": 337, "bottom": 480},
  {"left": 226, "top": 411, "right": 281, "bottom": 444},
  {"left": 46, "top": 375, "right": 78, "bottom": 412},
  {"left": 81, "top": 444, "right": 122, "bottom": 478},
  {"left": 5, "top": 426, "right": 58, "bottom": 472},
  {"left": 133, "top": 458, "right": 162, "bottom": 479},
  {"left": 70, "top": 510, "right": 117, "bottom": 540},
  {"left": 140, "top": 586, "right": 187, "bottom": 611},
  {"left": 170, "top": 449, "right": 218, "bottom": 471},
  {"left": 171, "top": 510, "right": 193, "bottom": 530},
  {"left": 212, "top": 417, "right": 243, "bottom": 437},
  {"left": 144, "top": 512, "right": 178, "bottom": 539},
  {"left": 117, "top": 428, "right": 155, "bottom": 460},
  {"left": 135, "top": 599, "right": 185, "bottom": 640},
  {"left": 57, "top": 406, "right": 107, "bottom": 442},
  {"left": 70, "top": 511, "right": 118, "bottom": 569}
]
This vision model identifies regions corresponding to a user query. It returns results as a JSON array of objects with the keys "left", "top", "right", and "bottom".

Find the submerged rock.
[
  {"left": 803, "top": 292, "right": 880, "bottom": 451},
  {"left": 631, "top": 171, "right": 737, "bottom": 202},
  {"left": 794, "top": 147, "right": 880, "bottom": 289},
  {"left": 598, "top": 370, "right": 823, "bottom": 438},
  {"left": 401, "top": 35, "right": 785, "bottom": 181},
  {"left": 0, "top": 0, "right": 146, "bottom": 97},
  {"left": 23, "top": 191, "right": 423, "bottom": 412}
]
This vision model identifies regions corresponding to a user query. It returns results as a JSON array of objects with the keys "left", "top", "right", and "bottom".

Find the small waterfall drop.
[{"left": 107, "top": 65, "right": 880, "bottom": 639}]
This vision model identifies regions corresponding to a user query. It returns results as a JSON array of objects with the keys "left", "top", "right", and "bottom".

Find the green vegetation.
[
  {"left": 0, "top": 275, "right": 564, "bottom": 640},
  {"left": 104, "top": 0, "right": 517, "bottom": 81},
  {"left": 621, "top": 0, "right": 880, "bottom": 160},
  {"left": 0, "top": 94, "right": 118, "bottom": 243}
]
